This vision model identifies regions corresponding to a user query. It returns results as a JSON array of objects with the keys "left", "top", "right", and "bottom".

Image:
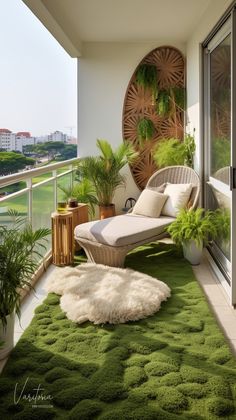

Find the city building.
[
  {"left": 0, "top": 129, "right": 17, "bottom": 152},
  {"left": 0, "top": 128, "right": 69, "bottom": 151},
  {"left": 15, "top": 131, "right": 36, "bottom": 152},
  {"left": 48, "top": 130, "right": 68, "bottom": 142}
]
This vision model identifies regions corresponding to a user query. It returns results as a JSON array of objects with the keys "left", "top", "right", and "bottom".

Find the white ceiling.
[{"left": 23, "top": 0, "right": 213, "bottom": 56}]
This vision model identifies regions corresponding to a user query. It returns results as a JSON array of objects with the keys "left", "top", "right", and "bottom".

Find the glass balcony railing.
[{"left": 0, "top": 158, "right": 79, "bottom": 260}]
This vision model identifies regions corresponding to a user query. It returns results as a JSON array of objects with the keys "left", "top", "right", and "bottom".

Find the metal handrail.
[{"left": 0, "top": 157, "right": 79, "bottom": 188}]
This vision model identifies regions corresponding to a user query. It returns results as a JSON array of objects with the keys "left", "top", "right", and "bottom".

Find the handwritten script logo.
[{"left": 14, "top": 377, "right": 53, "bottom": 408}]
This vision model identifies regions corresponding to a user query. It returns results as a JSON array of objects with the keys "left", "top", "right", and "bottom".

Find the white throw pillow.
[
  {"left": 147, "top": 182, "right": 168, "bottom": 193},
  {"left": 161, "top": 183, "right": 193, "bottom": 217},
  {"left": 132, "top": 189, "right": 168, "bottom": 218}
]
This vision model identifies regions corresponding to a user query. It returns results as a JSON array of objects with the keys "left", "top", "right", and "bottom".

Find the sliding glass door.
[{"left": 204, "top": 14, "right": 236, "bottom": 304}]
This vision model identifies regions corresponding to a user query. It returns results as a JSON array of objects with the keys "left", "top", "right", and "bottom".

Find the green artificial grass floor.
[{"left": 1, "top": 243, "right": 236, "bottom": 420}]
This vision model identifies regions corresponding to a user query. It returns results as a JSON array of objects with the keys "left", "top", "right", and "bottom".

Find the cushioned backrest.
[{"left": 146, "top": 166, "right": 200, "bottom": 210}]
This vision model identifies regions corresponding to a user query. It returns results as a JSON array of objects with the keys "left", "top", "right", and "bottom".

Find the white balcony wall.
[
  {"left": 78, "top": 41, "right": 185, "bottom": 212},
  {"left": 186, "top": 0, "right": 232, "bottom": 175}
]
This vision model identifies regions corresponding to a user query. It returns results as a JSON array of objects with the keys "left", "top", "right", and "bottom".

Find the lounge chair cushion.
[
  {"left": 162, "top": 183, "right": 193, "bottom": 217},
  {"left": 74, "top": 214, "right": 174, "bottom": 247},
  {"left": 132, "top": 189, "right": 168, "bottom": 218}
]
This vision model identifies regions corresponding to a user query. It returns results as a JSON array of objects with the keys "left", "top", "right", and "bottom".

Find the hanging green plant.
[
  {"left": 171, "top": 87, "right": 186, "bottom": 111},
  {"left": 156, "top": 89, "right": 171, "bottom": 116},
  {"left": 137, "top": 118, "right": 155, "bottom": 144},
  {"left": 136, "top": 64, "right": 158, "bottom": 103}
]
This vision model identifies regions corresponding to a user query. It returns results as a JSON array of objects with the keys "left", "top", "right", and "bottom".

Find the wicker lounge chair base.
[{"left": 76, "top": 232, "right": 167, "bottom": 267}]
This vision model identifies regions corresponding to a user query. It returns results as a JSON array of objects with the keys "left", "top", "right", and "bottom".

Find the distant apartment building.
[
  {"left": 36, "top": 131, "right": 68, "bottom": 144},
  {"left": 15, "top": 132, "right": 36, "bottom": 152},
  {"left": 0, "top": 129, "right": 16, "bottom": 151},
  {"left": 48, "top": 130, "right": 68, "bottom": 142},
  {"left": 0, "top": 129, "right": 69, "bottom": 151},
  {"left": 0, "top": 129, "right": 36, "bottom": 152}
]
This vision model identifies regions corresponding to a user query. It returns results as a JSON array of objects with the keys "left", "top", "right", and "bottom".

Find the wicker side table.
[
  {"left": 68, "top": 204, "right": 89, "bottom": 251},
  {"left": 51, "top": 211, "right": 74, "bottom": 266}
]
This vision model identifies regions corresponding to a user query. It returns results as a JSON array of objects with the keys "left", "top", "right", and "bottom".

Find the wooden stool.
[
  {"left": 51, "top": 211, "right": 74, "bottom": 266},
  {"left": 68, "top": 204, "right": 89, "bottom": 251}
]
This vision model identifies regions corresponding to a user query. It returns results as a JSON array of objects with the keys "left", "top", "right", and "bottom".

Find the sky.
[{"left": 0, "top": 0, "right": 77, "bottom": 138}]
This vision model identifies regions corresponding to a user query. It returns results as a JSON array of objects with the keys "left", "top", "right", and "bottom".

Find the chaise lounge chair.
[{"left": 74, "top": 166, "right": 200, "bottom": 267}]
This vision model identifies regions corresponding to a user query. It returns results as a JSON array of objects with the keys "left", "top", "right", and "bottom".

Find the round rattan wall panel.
[{"left": 123, "top": 46, "right": 185, "bottom": 190}]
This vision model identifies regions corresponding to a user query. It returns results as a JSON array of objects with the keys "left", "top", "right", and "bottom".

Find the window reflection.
[
  {"left": 207, "top": 184, "right": 230, "bottom": 260},
  {"left": 210, "top": 35, "right": 231, "bottom": 184}
]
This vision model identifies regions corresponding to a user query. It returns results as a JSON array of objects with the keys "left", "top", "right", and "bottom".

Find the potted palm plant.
[
  {"left": 0, "top": 210, "right": 50, "bottom": 359},
  {"left": 77, "top": 139, "right": 138, "bottom": 219},
  {"left": 167, "top": 208, "right": 219, "bottom": 265}
]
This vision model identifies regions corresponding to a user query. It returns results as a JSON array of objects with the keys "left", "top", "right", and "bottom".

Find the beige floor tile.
[{"left": 200, "top": 287, "right": 229, "bottom": 306}]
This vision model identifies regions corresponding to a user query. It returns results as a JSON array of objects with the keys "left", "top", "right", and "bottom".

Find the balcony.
[
  {"left": 1, "top": 159, "right": 236, "bottom": 419},
  {"left": 1, "top": 0, "right": 236, "bottom": 417}
]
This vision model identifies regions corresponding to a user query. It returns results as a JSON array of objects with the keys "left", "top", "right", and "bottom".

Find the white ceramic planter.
[
  {"left": 182, "top": 240, "right": 203, "bottom": 265},
  {"left": 0, "top": 312, "right": 15, "bottom": 360}
]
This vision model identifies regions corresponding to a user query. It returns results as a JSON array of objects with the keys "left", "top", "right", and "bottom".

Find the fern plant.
[
  {"left": 153, "top": 133, "right": 196, "bottom": 169},
  {"left": 153, "top": 138, "right": 186, "bottom": 168},
  {"left": 136, "top": 64, "right": 158, "bottom": 102},
  {"left": 167, "top": 208, "right": 219, "bottom": 247},
  {"left": 137, "top": 118, "right": 155, "bottom": 144}
]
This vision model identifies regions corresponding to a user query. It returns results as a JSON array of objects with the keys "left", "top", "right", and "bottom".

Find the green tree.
[
  {"left": 23, "top": 144, "right": 38, "bottom": 155},
  {"left": 0, "top": 152, "right": 35, "bottom": 176},
  {"left": 39, "top": 141, "right": 65, "bottom": 160},
  {"left": 56, "top": 144, "right": 77, "bottom": 161}
]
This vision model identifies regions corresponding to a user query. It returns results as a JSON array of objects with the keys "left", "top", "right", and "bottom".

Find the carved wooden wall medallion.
[{"left": 123, "top": 46, "right": 185, "bottom": 190}]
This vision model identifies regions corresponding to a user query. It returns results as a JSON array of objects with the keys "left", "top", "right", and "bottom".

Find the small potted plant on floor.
[
  {"left": 0, "top": 210, "right": 50, "bottom": 359},
  {"left": 77, "top": 139, "right": 138, "bottom": 219},
  {"left": 167, "top": 208, "right": 219, "bottom": 265}
]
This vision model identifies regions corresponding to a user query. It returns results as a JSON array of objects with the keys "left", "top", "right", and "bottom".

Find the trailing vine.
[
  {"left": 137, "top": 118, "right": 155, "bottom": 144},
  {"left": 136, "top": 64, "right": 158, "bottom": 103}
]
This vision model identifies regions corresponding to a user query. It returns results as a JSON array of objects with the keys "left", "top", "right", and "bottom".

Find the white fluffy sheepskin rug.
[{"left": 45, "top": 263, "right": 171, "bottom": 324}]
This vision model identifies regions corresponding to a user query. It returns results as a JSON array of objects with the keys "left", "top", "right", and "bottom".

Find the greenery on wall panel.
[
  {"left": 136, "top": 64, "right": 158, "bottom": 103},
  {"left": 153, "top": 138, "right": 186, "bottom": 168},
  {"left": 152, "top": 133, "right": 195, "bottom": 169},
  {"left": 172, "top": 87, "right": 186, "bottom": 111},
  {"left": 156, "top": 89, "right": 171, "bottom": 116},
  {"left": 156, "top": 87, "right": 186, "bottom": 117},
  {"left": 123, "top": 46, "right": 185, "bottom": 189},
  {"left": 137, "top": 118, "right": 155, "bottom": 144}
]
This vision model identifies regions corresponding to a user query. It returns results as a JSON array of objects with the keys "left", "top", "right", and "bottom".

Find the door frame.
[{"left": 203, "top": 11, "right": 236, "bottom": 305}]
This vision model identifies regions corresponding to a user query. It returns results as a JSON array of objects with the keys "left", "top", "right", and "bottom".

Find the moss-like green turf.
[{"left": 0, "top": 243, "right": 236, "bottom": 419}]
